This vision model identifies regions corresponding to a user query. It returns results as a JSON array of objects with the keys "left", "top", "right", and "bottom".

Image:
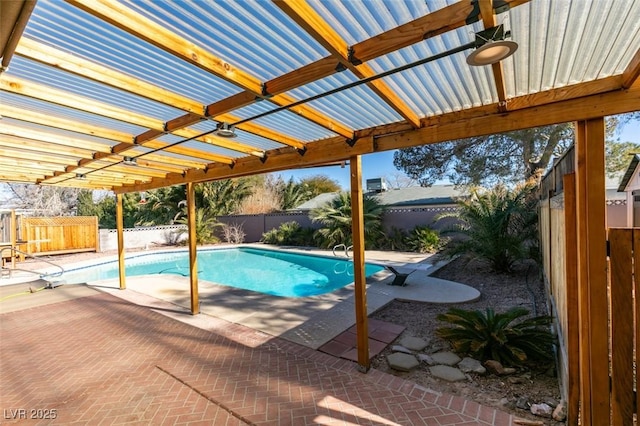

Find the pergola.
[{"left": 2, "top": 1, "right": 640, "bottom": 423}]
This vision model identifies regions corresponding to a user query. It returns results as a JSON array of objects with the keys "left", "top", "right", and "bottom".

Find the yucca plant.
[{"left": 436, "top": 307, "right": 554, "bottom": 367}]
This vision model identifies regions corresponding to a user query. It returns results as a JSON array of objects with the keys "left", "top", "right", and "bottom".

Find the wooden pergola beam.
[
  {"left": 622, "top": 47, "right": 640, "bottom": 89},
  {"left": 478, "top": 0, "right": 509, "bottom": 112},
  {"left": 0, "top": 76, "right": 258, "bottom": 155},
  {"left": 275, "top": 0, "right": 421, "bottom": 128},
  {"left": 66, "top": 0, "right": 354, "bottom": 139},
  {"left": 16, "top": 38, "right": 305, "bottom": 152},
  {"left": 117, "top": 79, "right": 640, "bottom": 193}
]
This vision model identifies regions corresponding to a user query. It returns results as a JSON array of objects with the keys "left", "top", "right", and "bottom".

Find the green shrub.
[
  {"left": 405, "top": 225, "right": 441, "bottom": 253},
  {"left": 261, "top": 221, "right": 315, "bottom": 246},
  {"left": 439, "top": 181, "right": 538, "bottom": 273},
  {"left": 436, "top": 307, "right": 554, "bottom": 367}
]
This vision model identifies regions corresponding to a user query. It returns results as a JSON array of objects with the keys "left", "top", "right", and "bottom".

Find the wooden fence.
[
  {"left": 21, "top": 216, "right": 99, "bottom": 255},
  {"left": 541, "top": 146, "right": 638, "bottom": 424}
]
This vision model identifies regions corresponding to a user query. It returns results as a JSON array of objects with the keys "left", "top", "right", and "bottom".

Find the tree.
[
  {"left": 298, "top": 175, "right": 341, "bottom": 198},
  {"left": 309, "top": 192, "right": 385, "bottom": 249},
  {"left": 3, "top": 184, "right": 82, "bottom": 216},
  {"left": 196, "top": 178, "right": 255, "bottom": 215},
  {"left": 606, "top": 141, "right": 640, "bottom": 178},
  {"left": 393, "top": 112, "right": 638, "bottom": 187},
  {"left": 277, "top": 177, "right": 312, "bottom": 210}
]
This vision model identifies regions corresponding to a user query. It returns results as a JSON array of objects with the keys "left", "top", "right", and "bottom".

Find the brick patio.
[{"left": 1, "top": 290, "right": 516, "bottom": 425}]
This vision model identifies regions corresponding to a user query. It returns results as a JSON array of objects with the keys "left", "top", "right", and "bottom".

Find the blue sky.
[{"left": 278, "top": 116, "right": 640, "bottom": 189}]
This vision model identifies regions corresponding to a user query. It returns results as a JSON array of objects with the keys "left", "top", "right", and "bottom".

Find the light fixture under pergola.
[{"left": 467, "top": 24, "right": 518, "bottom": 66}]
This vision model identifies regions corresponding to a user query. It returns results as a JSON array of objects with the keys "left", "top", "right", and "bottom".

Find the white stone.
[
  {"left": 387, "top": 353, "right": 419, "bottom": 372},
  {"left": 457, "top": 357, "right": 486, "bottom": 374},
  {"left": 530, "top": 403, "right": 553, "bottom": 418},
  {"left": 398, "top": 336, "right": 428, "bottom": 351}
]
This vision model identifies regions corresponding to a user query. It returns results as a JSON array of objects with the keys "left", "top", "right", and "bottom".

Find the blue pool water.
[{"left": 62, "top": 247, "right": 385, "bottom": 297}]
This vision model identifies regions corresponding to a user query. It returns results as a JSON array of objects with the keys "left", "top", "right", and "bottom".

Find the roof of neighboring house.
[
  {"left": 617, "top": 155, "right": 640, "bottom": 192},
  {"left": 294, "top": 185, "right": 463, "bottom": 210}
]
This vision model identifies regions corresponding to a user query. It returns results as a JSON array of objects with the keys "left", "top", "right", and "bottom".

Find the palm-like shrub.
[
  {"left": 174, "top": 208, "right": 221, "bottom": 244},
  {"left": 405, "top": 225, "right": 441, "bottom": 253},
  {"left": 261, "top": 221, "right": 315, "bottom": 246},
  {"left": 309, "top": 192, "right": 385, "bottom": 249},
  {"left": 436, "top": 307, "right": 554, "bottom": 367},
  {"left": 440, "top": 181, "right": 538, "bottom": 273}
]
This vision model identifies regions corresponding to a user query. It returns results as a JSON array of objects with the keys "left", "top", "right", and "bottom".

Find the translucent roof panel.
[
  {"left": 22, "top": 1, "right": 241, "bottom": 104},
  {"left": 1, "top": 92, "right": 148, "bottom": 135},
  {"left": 7, "top": 57, "right": 185, "bottom": 122},
  {"left": 121, "top": 0, "right": 329, "bottom": 80},
  {"left": 232, "top": 102, "right": 340, "bottom": 142},
  {"left": 0, "top": 117, "right": 120, "bottom": 150},
  {"left": 286, "top": 72, "right": 403, "bottom": 128},
  {"left": 507, "top": 0, "right": 640, "bottom": 95},
  {"left": 308, "top": 0, "right": 457, "bottom": 44},
  {"left": 364, "top": 25, "right": 497, "bottom": 116}
]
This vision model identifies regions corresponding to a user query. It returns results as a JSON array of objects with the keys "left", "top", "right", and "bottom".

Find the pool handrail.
[{"left": 0, "top": 247, "right": 65, "bottom": 280}]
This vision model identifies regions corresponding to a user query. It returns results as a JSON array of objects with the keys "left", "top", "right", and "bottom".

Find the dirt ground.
[{"left": 370, "top": 256, "right": 565, "bottom": 425}]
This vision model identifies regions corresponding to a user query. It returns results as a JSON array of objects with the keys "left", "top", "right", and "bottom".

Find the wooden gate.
[
  {"left": 21, "top": 216, "right": 99, "bottom": 255},
  {"left": 607, "top": 228, "right": 639, "bottom": 425}
]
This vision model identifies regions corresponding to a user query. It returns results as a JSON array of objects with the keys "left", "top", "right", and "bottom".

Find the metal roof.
[{"left": 0, "top": 0, "right": 639, "bottom": 192}]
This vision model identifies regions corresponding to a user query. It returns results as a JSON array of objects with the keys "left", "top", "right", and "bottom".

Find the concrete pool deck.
[{"left": 1, "top": 245, "right": 480, "bottom": 350}]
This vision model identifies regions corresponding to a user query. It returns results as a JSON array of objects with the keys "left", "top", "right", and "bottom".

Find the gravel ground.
[{"left": 370, "top": 256, "right": 565, "bottom": 425}]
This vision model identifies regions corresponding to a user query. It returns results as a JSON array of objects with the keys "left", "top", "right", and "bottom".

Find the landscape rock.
[
  {"left": 391, "top": 345, "right": 413, "bottom": 354},
  {"left": 398, "top": 336, "right": 429, "bottom": 351},
  {"left": 515, "top": 396, "right": 531, "bottom": 410},
  {"left": 457, "top": 357, "right": 486, "bottom": 374},
  {"left": 484, "top": 360, "right": 506, "bottom": 375},
  {"left": 416, "top": 354, "right": 435, "bottom": 365},
  {"left": 542, "top": 397, "right": 558, "bottom": 408},
  {"left": 502, "top": 367, "right": 517, "bottom": 375},
  {"left": 430, "top": 351, "right": 461, "bottom": 366},
  {"left": 387, "top": 353, "right": 419, "bottom": 372},
  {"left": 430, "top": 365, "right": 466, "bottom": 382},
  {"left": 530, "top": 403, "right": 553, "bottom": 418},
  {"left": 507, "top": 376, "right": 525, "bottom": 384},
  {"left": 552, "top": 402, "right": 567, "bottom": 421}
]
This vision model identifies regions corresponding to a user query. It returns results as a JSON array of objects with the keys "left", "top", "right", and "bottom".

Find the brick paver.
[{"left": 1, "top": 292, "right": 515, "bottom": 425}]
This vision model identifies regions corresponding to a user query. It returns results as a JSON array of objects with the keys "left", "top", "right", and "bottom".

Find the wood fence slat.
[
  {"left": 563, "top": 173, "right": 580, "bottom": 425},
  {"left": 634, "top": 229, "right": 640, "bottom": 420},
  {"left": 609, "top": 228, "right": 634, "bottom": 425}
]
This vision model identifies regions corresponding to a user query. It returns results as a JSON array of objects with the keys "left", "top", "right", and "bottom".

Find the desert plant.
[
  {"left": 436, "top": 307, "right": 554, "bottom": 367},
  {"left": 221, "top": 222, "right": 246, "bottom": 244},
  {"left": 261, "top": 221, "right": 315, "bottom": 246},
  {"left": 174, "top": 208, "right": 221, "bottom": 244},
  {"left": 405, "top": 225, "right": 441, "bottom": 253},
  {"left": 439, "top": 181, "right": 538, "bottom": 273},
  {"left": 309, "top": 192, "right": 385, "bottom": 249}
]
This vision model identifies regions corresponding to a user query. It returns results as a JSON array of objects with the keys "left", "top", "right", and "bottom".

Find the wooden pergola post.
[
  {"left": 350, "top": 155, "right": 369, "bottom": 372},
  {"left": 116, "top": 193, "right": 125, "bottom": 290},
  {"left": 574, "top": 118, "right": 609, "bottom": 424},
  {"left": 186, "top": 182, "right": 199, "bottom": 315}
]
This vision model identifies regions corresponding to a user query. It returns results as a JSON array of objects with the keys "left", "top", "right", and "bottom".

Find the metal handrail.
[
  {"left": 0, "top": 247, "right": 65, "bottom": 279},
  {"left": 332, "top": 244, "right": 353, "bottom": 258}
]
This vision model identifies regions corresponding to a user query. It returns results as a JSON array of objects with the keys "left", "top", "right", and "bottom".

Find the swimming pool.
[{"left": 62, "top": 247, "right": 385, "bottom": 297}]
